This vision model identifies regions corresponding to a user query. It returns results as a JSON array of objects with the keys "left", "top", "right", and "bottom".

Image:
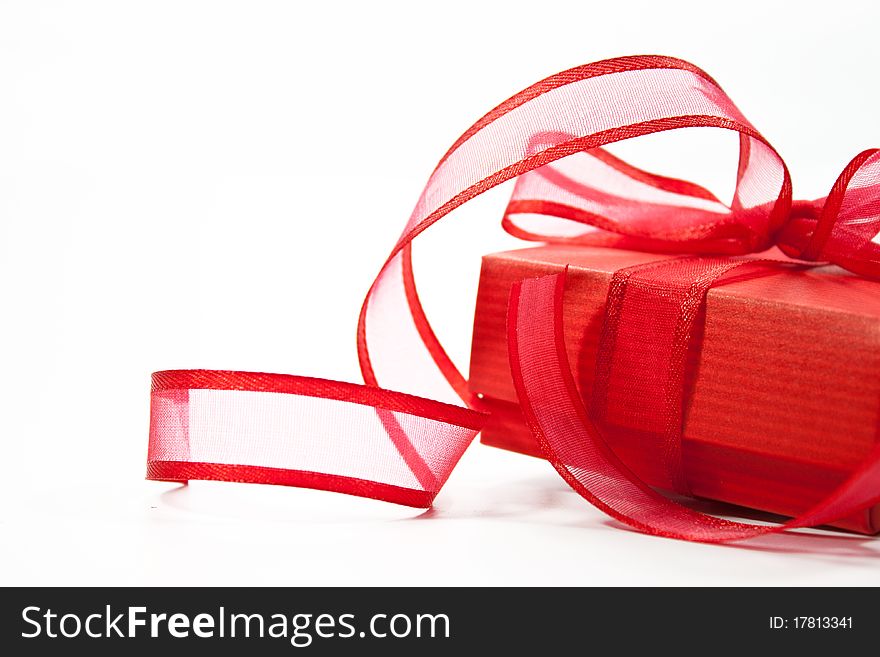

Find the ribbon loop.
[{"left": 777, "top": 149, "right": 880, "bottom": 277}]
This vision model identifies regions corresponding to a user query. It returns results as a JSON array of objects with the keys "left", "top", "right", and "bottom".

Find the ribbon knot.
[{"left": 777, "top": 149, "right": 880, "bottom": 272}]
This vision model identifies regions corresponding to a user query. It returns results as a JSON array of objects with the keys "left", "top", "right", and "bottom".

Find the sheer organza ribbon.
[{"left": 148, "top": 56, "right": 880, "bottom": 542}]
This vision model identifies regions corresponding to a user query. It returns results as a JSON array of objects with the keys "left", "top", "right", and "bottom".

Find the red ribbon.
[{"left": 148, "top": 56, "right": 880, "bottom": 542}]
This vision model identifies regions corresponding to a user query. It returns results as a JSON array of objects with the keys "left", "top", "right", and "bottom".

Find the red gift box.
[{"left": 469, "top": 244, "right": 880, "bottom": 534}]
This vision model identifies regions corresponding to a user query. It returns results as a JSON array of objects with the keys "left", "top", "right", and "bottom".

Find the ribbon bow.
[
  {"left": 497, "top": 60, "right": 880, "bottom": 278},
  {"left": 147, "top": 56, "right": 880, "bottom": 542}
]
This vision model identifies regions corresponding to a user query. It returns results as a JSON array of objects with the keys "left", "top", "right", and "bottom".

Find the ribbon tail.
[
  {"left": 147, "top": 370, "right": 484, "bottom": 508},
  {"left": 507, "top": 271, "right": 880, "bottom": 542}
]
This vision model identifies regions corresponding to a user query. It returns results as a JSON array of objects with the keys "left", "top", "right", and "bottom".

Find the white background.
[{"left": 2, "top": 0, "right": 880, "bottom": 586}]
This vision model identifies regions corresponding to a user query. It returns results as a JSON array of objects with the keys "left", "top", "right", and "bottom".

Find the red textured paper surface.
[{"left": 469, "top": 245, "right": 880, "bottom": 533}]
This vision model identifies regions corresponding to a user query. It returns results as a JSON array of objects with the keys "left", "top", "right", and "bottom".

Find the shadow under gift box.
[{"left": 468, "top": 245, "right": 880, "bottom": 534}]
